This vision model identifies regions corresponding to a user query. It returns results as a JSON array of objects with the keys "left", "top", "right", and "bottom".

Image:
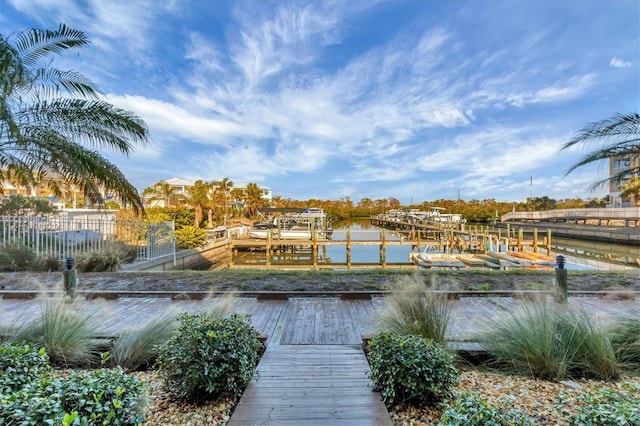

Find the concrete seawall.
[{"left": 122, "top": 239, "right": 230, "bottom": 271}]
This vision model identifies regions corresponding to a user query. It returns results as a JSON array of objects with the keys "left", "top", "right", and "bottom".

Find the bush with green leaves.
[
  {"left": 558, "top": 382, "right": 640, "bottom": 426},
  {"left": 0, "top": 342, "right": 147, "bottom": 425},
  {"left": 376, "top": 274, "right": 452, "bottom": 345},
  {"left": 0, "top": 342, "right": 51, "bottom": 394},
  {"left": 175, "top": 225, "right": 207, "bottom": 249},
  {"left": 367, "top": 332, "right": 458, "bottom": 406},
  {"left": 156, "top": 312, "right": 262, "bottom": 402},
  {"left": 1, "top": 368, "right": 148, "bottom": 425},
  {"left": 438, "top": 391, "right": 536, "bottom": 425},
  {"left": 481, "top": 301, "right": 619, "bottom": 380},
  {"left": 57, "top": 368, "right": 148, "bottom": 425}
]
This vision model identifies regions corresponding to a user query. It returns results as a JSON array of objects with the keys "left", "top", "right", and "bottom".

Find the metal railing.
[
  {"left": 0, "top": 215, "right": 175, "bottom": 262},
  {"left": 501, "top": 208, "right": 640, "bottom": 223}
]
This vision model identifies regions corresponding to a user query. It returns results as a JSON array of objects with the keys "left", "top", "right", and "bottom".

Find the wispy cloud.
[{"left": 610, "top": 56, "right": 634, "bottom": 68}]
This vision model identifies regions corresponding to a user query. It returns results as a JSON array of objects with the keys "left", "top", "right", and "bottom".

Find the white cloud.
[{"left": 610, "top": 57, "right": 633, "bottom": 68}]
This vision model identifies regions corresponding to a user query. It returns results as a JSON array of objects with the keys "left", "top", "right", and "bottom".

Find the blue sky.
[{"left": 2, "top": 0, "right": 638, "bottom": 204}]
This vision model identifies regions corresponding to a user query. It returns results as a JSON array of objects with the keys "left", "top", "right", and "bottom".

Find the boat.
[
  {"left": 507, "top": 251, "right": 556, "bottom": 267},
  {"left": 456, "top": 254, "right": 488, "bottom": 268},
  {"left": 409, "top": 247, "right": 464, "bottom": 269},
  {"left": 249, "top": 207, "right": 333, "bottom": 240},
  {"left": 409, "top": 251, "right": 432, "bottom": 268}
]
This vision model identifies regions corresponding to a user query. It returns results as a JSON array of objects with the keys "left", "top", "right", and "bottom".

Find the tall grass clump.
[
  {"left": 9, "top": 299, "right": 100, "bottom": 368},
  {"left": 110, "top": 313, "right": 177, "bottom": 372},
  {"left": 202, "top": 293, "right": 236, "bottom": 318},
  {"left": 0, "top": 243, "right": 36, "bottom": 271},
  {"left": 481, "top": 301, "right": 619, "bottom": 380},
  {"left": 375, "top": 274, "right": 452, "bottom": 345},
  {"left": 609, "top": 315, "right": 640, "bottom": 372},
  {"left": 75, "top": 241, "right": 138, "bottom": 272}
]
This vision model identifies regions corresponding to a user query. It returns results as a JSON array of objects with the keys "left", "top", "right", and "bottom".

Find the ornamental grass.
[
  {"left": 481, "top": 299, "right": 619, "bottom": 381},
  {"left": 375, "top": 274, "right": 453, "bottom": 346}
]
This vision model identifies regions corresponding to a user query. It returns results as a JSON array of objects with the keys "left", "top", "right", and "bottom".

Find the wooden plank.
[{"left": 227, "top": 344, "right": 392, "bottom": 425}]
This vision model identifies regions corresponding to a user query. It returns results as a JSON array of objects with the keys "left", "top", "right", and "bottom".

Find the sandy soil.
[{"left": 0, "top": 269, "right": 638, "bottom": 293}]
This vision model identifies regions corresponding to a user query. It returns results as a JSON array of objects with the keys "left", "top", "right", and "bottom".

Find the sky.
[{"left": 1, "top": 0, "right": 639, "bottom": 204}]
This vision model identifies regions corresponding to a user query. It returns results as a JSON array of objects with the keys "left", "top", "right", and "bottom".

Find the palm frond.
[
  {"left": 563, "top": 112, "right": 640, "bottom": 150},
  {"left": 11, "top": 24, "right": 89, "bottom": 67}
]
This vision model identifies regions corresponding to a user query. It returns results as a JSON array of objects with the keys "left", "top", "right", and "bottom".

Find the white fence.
[{"left": 0, "top": 215, "right": 175, "bottom": 262}]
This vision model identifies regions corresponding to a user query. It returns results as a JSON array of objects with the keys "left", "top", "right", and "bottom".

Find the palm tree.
[
  {"left": 244, "top": 182, "right": 267, "bottom": 217},
  {"left": 0, "top": 24, "right": 150, "bottom": 214},
  {"left": 563, "top": 113, "right": 640, "bottom": 191},
  {"left": 186, "top": 179, "right": 214, "bottom": 227},
  {"left": 214, "top": 178, "right": 234, "bottom": 226},
  {"left": 142, "top": 180, "right": 176, "bottom": 207}
]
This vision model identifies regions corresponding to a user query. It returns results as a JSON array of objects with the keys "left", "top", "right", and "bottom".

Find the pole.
[
  {"left": 63, "top": 256, "right": 77, "bottom": 300},
  {"left": 554, "top": 255, "right": 568, "bottom": 304}
]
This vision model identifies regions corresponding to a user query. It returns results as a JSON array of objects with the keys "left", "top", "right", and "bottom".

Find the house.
[
  {"left": 143, "top": 178, "right": 273, "bottom": 208},
  {"left": 609, "top": 156, "right": 639, "bottom": 207}
]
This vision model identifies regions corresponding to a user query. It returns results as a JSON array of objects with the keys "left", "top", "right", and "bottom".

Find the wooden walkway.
[{"left": 2, "top": 294, "right": 638, "bottom": 424}]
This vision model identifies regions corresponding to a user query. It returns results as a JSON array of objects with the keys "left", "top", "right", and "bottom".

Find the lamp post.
[
  {"left": 554, "top": 255, "right": 568, "bottom": 304},
  {"left": 63, "top": 255, "right": 77, "bottom": 300}
]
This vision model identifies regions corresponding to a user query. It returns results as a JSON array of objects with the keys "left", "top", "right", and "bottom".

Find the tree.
[
  {"left": 0, "top": 24, "right": 150, "bottom": 214},
  {"left": 244, "top": 182, "right": 266, "bottom": 217},
  {"left": 0, "top": 194, "right": 56, "bottom": 216},
  {"left": 142, "top": 181, "right": 180, "bottom": 207},
  {"left": 186, "top": 179, "right": 214, "bottom": 227},
  {"left": 563, "top": 113, "right": 640, "bottom": 190},
  {"left": 620, "top": 176, "right": 640, "bottom": 204},
  {"left": 214, "top": 178, "right": 234, "bottom": 225}
]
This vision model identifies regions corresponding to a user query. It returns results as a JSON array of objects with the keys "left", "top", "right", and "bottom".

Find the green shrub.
[
  {"left": 439, "top": 391, "right": 536, "bottom": 425},
  {"left": 367, "top": 332, "right": 458, "bottom": 406},
  {"left": 559, "top": 382, "right": 640, "bottom": 425},
  {"left": 481, "top": 301, "right": 619, "bottom": 380},
  {"left": 9, "top": 299, "right": 100, "bottom": 368},
  {"left": 0, "top": 243, "right": 36, "bottom": 271},
  {"left": 58, "top": 368, "right": 148, "bottom": 425},
  {"left": 376, "top": 274, "right": 452, "bottom": 345},
  {"left": 111, "top": 314, "right": 176, "bottom": 371},
  {"left": 156, "top": 312, "right": 262, "bottom": 402},
  {"left": 609, "top": 316, "right": 640, "bottom": 372},
  {"left": 175, "top": 225, "right": 207, "bottom": 249},
  {"left": 0, "top": 368, "right": 148, "bottom": 425},
  {"left": 0, "top": 342, "right": 51, "bottom": 394}
]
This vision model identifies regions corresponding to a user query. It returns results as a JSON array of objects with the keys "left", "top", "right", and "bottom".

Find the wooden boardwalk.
[{"left": 2, "top": 294, "right": 638, "bottom": 424}]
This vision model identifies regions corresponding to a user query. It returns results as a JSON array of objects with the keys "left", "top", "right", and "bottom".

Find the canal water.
[{"left": 233, "top": 219, "right": 640, "bottom": 271}]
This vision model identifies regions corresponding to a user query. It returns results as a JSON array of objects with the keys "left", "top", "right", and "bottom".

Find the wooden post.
[
  {"left": 554, "top": 255, "right": 568, "bottom": 304},
  {"left": 266, "top": 231, "right": 272, "bottom": 269},
  {"left": 518, "top": 229, "right": 523, "bottom": 251},
  {"left": 346, "top": 229, "right": 351, "bottom": 270},
  {"left": 533, "top": 228, "right": 538, "bottom": 253},
  {"left": 380, "top": 230, "right": 386, "bottom": 268},
  {"left": 547, "top": 229, "right": 552, "bottom": 256},
  {"left": 63, "top": 256, "right": 77, "bottom": 300}
]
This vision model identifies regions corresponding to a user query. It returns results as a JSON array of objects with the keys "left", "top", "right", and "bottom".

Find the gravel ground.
[
  {"left": 1, "top": 269, "right": 639, "bottom": 293},
  {"left": 133, "top": 368, "right": 640, "bottom": 425}
]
